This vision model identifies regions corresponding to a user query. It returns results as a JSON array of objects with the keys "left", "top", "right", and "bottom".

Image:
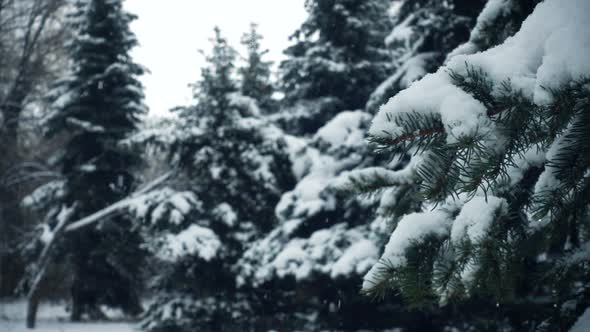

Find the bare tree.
[
  {"left": 0, "top": 0, "right": 66, "bottom": 144},
  {"left": 0, "top": 0, "right": 67, "bottom": 303}
]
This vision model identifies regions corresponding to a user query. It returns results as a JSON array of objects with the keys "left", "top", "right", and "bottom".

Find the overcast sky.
[{"left": 123, "top": 0, "right": 307, "bottom": 116}]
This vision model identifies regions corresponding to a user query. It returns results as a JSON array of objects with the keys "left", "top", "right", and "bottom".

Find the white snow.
[
  {"left": 238, "top": 220, "right": 386, "bottom": 286},
  {"left": 157, "top": 224, "right": 221, "bottom": 262},
  {"left": 450, "top": 196, "right": 506, "bottom": 244},
  {"left": 370, "top": 71, "right": 489, "bottom": 143},
  {"left": 51, "top": 89, "right": 75, "bottom": 110},
  {"left": 56, "top": 204, "right": 76, "bottom": 224},
  {"left": 330, "top": 239, "right": 379, "bottom": 278},
  {"left": 399, "top": 54, "right": 431, "bottom": 88},
  {"left": 447, "top": 196, "right": 507, "bottom": 290},
  {"left": 0, "top": 300, "right": 135, "bottom": 332},
  {"left": 366, "top": 53, "right": 435, "bottom": 113},
  {"left": 38, "top": 224, "right": 54, "bottom": 245},
  {"left": 213, "top": 202, "right": 238, "bottom": 227},
  {"left": 452, "top": 0, "right": 590, "bottom": 105},
  {"left": 74, "top": 34, "right": 107, "bottom": 45},
  {"left": 228, "top": 93, "right": 261, "bottom": 117},
  {"left": 167, "top": 192, "right": 196, "bottom": 215},
  {"left": 272, "top": 241, "right": 313, "bottom": 280},
  {"left": 332, "top": 164, "right": 417, "bottom": 191},
  {"left": 363, "top": 209, "right": 451, "bottom": 291},
  {"left": 79, "top": 164, "right": 97, "bottom": 172},
  {"left": 66, "top": 117, "right": 105, "bottom": 133},
  {"left": 533, "top": 134, "right": 566, "bottom": 200},
  {"left": 0, "top": 320, "right": 134, "bottom": 332},
  {"left": 504, "top": 148, "right": 546, "bottom": 187},
  {"left": 570, "top": 307, "right": 590, "bottom": 332},
  {"left": 268, "top": 224, "right": 381, "bottom": 281},
  {"left": 445, "top": 0, "right": 510, "bottom": 61},
  {"left": 276, "top": 167, "right": 336, "bottom": 220},
  {"left": 313, "top": 111, "right": 370, "bottom": 151},
  {"left": 127, "top": 188, "right": 199, "bottom": 225},
  {"left": 21, "top": 180, "right": 65, "bottom": 209},
  {"left": 235, "top": 116, "right": 310, "bottom": 180},
  {"left": 276, "top": 110, "right": 371, "bottom": 221},
  {"left": 126, "top": 116, "right": 184, "bottom": 146},
  {"left": 387, "top": 1, "right": 403, "bottom": 19},
  {"left": 385, "top": 13, "right": 414, "bottom": 47}
]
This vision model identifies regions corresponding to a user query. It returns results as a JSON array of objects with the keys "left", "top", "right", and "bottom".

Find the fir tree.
[
  {"left": 137, "top": 28, "right": 294, "bottom": 332},
  {"left": 239, "top": 23, "right": 275, "bottom": 112},
  {"left": 352, "top": 0, "right": 590, "bottom": 329},
  {"left": 25, "top": 0, "right": 147, "bottom": 321},
  {"left": 277, "top": 0, "right": 393, "bottom": 134}
]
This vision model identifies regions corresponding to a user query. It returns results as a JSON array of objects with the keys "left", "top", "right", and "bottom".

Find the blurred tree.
[
  {"left": 0, "top": 0, "right": 67, "bottom": 299},
  {"left": 137, "top": 27, "right": 294, "bottom": 332},
  {"left": 23, "top": 0, "right": 148, "bottom": 323},
  {"left": 277, "top": 0, "right": 393, "bottom": 134},
  {"left": 239, "top": 23, "right": 275, "bottom": 112}
]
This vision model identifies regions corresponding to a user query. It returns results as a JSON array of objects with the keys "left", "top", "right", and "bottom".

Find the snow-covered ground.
[
  {"left": 1, "top": 321, "right": 136, "bottom": 332},
  {"left": 0, "top": 300, "right": 137, "bottom": 332},
  {"left": 0, "top": 299, "right": 405, "bottom": 332}
]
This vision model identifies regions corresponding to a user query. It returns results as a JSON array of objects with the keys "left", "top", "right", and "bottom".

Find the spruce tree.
[
  {"left": 239, "top": 23, "right": 275, "bottom": 112},
  {"left": 351, "top": 0, "right": 590, "bottom": 329},
  {"left": 137, "top": 28, "right": 294, "bottom": 332},
  {"left": 26, "top": 0, "right": 147, "bottom": 320},
  {"left": 277, "top": 0, "right": 393, "bottom": 134}
]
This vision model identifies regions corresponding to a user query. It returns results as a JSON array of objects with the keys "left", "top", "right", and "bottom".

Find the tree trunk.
[
  {"left": 25, "top": 291, "right": 40, "bottom": 329},
  {"left": 70, "top": 271, "right": 82, "bottom": 322},
  {"left": 25, "top": 211, "right": 70, "bottom": 329}
]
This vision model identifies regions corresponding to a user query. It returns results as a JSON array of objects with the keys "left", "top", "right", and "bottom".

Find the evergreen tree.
[
  {"left": 351, "top": 0, "right": 590, "bottom": 329},
  {"left": 239, "top": 23, "right": 275, "bottom": 112},
  {"left": 136, "top": 28, "right": 294, "bottom": 332},
  {"left": 277, "top": 0, "right": 393, "bottom": 134},
  {"left": 24, "top": 0, "right": 147, "bottom": 320}
]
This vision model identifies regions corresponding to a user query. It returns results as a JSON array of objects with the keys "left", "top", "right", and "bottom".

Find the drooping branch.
[
  {"left": 25, "top": 170, "right": 173, "bottom": 329},
  {"left": 65, "top": 171, "right": 173, "bottom": 232}
]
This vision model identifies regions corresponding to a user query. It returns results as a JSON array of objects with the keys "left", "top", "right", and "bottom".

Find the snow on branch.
[
  {"left": 64, "top": 171, "right": 174, "bottom": 232},
  {"left": 66, "top": 117, "right": 105, "bottom": 133}
]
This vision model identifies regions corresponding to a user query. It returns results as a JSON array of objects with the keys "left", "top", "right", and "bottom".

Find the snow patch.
[
  {"left": 450, "top": 196, "right": 506, "bottom": 244},
  {"left": 363, "top": 209, "right": 451, "bottom": 291},
  {"left": 157, "top": 225, "right": 221, "bottom": 262}
]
